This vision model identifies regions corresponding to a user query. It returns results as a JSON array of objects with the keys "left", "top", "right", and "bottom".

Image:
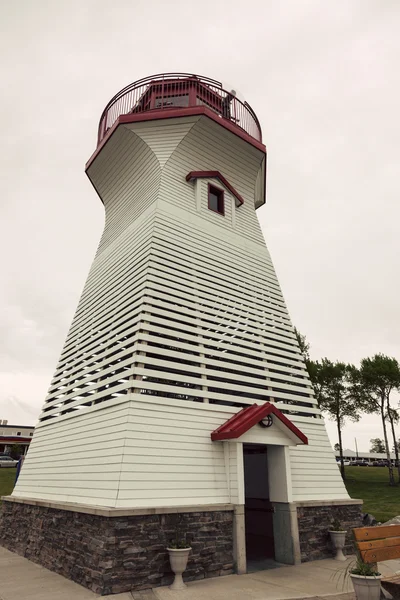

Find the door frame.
[{"left": 231, "top": 440, "right": 297, "bottom": 572}]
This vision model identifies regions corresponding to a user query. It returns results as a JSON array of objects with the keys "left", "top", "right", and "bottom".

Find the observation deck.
[{"left": 97, "top": 73, "right": 262, "bottom": 147}]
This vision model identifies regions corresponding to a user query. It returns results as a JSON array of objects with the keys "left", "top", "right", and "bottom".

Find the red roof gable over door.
[{"left": 210, "top": 402, "right": 308, "bottom": 444}]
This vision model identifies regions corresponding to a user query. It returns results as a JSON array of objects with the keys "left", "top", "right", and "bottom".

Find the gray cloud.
[{"left": 1, "top": 0, "right": 399, "bottom": 447}]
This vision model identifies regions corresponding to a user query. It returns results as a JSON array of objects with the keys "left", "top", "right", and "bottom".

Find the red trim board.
[
  {"left": 211, "top": 402, "right": 308, "bottom": 444},
  {"left": 186, "top": 171, "right": 244, "bottom": 207}
]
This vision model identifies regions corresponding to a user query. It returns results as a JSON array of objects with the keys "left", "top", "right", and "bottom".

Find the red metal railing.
[{"left": 97, "top": 73, "right": 262, "bottom": 145}]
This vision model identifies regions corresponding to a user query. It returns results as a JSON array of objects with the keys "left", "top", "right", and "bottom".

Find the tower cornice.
[{"left": 86, "top": 106, "right": 266, "bottom": 171}]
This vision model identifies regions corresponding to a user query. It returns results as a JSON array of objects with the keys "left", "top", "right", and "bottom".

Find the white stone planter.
[
  {"left": 350, "top": 573, "right": 382, "bottom": 600},
  {"left": 329, "top": 530, "right": 347, "bottom": 561},
  {"left": 167, "top": 547, "right": 191, "bottom": 590}
]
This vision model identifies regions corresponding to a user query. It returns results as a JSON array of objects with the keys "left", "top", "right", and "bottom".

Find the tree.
[
  {"left": 351, "top": 354, "right": 400, "bottom": 486},
  {"left": 370, "top": 438, "right": 385, "bottom": 453},
  {"left": 308, "top": 358, "right": 360, "bottom": 480},
  {"left": 334, "top": 443, "right": 340, "bottom": 452},
  {"left": 386, "top": 407, "right": 400, "bottom": 482},
  {"left": 9, "top": 444, "right": 22, "bottom": 459},
  {"left": 294, "top": 327, "right": 310, "bottom": 363}
]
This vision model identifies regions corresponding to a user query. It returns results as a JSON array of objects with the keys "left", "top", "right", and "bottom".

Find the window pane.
[
  {"left": 209, "top": 190, "right": 219, "bottom": 212},
  {"left": 209, "top": 186, "right": 224, "bottom": 214}
]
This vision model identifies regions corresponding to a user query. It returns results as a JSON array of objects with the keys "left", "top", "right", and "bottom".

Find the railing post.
[{"left": 161, "top": 75, "right": 164, "bottom": 110}]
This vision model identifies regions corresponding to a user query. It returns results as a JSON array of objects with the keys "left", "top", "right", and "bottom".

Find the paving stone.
[{"left": 132, "top": 591, "right": 158, "bottom": 600}]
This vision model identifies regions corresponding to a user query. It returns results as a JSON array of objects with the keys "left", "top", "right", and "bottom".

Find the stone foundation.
[
  {"left": 0, "top": 499, "right": 234, "bottom": 595},
  {"left": 297, "top": 501, "right": 363, "bottom": 562}
]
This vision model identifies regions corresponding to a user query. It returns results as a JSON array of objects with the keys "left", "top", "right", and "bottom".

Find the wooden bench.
[{"left": 354, "top": 525, "right": 400, "bottom": 599}]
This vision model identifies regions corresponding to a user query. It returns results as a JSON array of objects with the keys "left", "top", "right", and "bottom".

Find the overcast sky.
[{"left": 1, "top": 1, "right": 399, "bottom": 451}]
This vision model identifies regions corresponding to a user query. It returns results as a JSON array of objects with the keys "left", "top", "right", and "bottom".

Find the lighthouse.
[{"left": 0, "top": 73, "right": 362, "bottom": 595}]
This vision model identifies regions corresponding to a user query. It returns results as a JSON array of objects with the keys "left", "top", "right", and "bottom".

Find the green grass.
[
  {"left": 0, "top": 468, "right": 17, "bottom": 500},
  {"left": 344, "top": 466, "right": 400, "bottom": 523}
]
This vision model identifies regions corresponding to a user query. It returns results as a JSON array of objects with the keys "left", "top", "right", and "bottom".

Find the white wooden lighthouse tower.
[{"left": 3, "top": 74, "right": 361, "bottom": 593}]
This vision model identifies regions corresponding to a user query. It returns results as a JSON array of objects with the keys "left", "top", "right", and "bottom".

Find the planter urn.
[
  {"left": 329, "top": 530, "right": 347, "bottom": 561},
  {"left": 167, "top": 547, "right": 191, "bottom": 590},
  {"left": 350, "top": 573, "right": 382, "bottom": 600}
]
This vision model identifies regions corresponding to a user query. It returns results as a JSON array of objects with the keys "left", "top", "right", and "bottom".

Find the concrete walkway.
[
  {"left": 0, "top": 547, "right": 131, "bottom": 600},
  {"left": 1, "top": 546, "right": 400, "bottom": 600},
  {"left": 151, "top": 557, "right": 395, "bottom": 600}
]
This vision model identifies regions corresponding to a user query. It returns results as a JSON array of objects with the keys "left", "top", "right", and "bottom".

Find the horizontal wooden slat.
[
  {"left": 358, "top": 536, "right": 400, "bottom": 553},
  {"left": 360, "top": 546, "right": 400, "bottom": 564},
  {"left": 354, "top": 525, "right": 400, "bottom": 541}
]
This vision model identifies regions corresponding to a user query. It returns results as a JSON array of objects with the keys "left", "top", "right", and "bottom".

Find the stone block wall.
[
  {"left": 0, "top": 501, "right": 234, "bottom": 595},
  {"left": 297, "top": 502, "right": 363, "bottom": 562}
]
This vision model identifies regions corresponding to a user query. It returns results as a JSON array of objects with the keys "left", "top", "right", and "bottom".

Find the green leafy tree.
[
  {"left": 370, "top": 438, "right": 385, "bottom": 453},
  {"left": 294, "top": 327, "right": 310, "bottom": 363},
  {"left": 351, "top": 354, "right": 400, "bottom": 486},
  {"left": 308, "top": 359, "right": 360, "bottom": 480},
  {"left": 334, "top": 443, "right": 340, "bottom": 452},
  {"left": 9, "top": 444, "right": 22, "bottom": 459}
]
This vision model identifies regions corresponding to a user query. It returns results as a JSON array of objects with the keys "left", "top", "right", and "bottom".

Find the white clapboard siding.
[
  {"left": 13, "top": 112, "right": 349, "bottom": 508},
  {"left": 127, "top": 117, "right": 200, "bottom": 167},
  {"left": 157, "top": 118, "right": 265, "bottom": 245},
  {"left": 16, "top": 395, "right": 347, "bottom": 507},
  {"left": 13, "top": 402, "right": 130, "bottom": 504}
]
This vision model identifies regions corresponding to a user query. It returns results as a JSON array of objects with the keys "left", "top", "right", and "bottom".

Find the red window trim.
[
  {"left": 186, "top": 170, "right": 244, "bottom": 207},
  {"left": 208, "top": 183, "right": 225, "bottom": 216}
]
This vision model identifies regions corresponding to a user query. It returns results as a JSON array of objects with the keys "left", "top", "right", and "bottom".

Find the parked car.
[
  {"left": 336, "top": 459, "right": 352, "bottom": 466},
  {"left": 353, "top": 460, "right": 369, "bottom": 467},
  {"left": 0, "top": 456, "right": 18, "bottom": 468}
]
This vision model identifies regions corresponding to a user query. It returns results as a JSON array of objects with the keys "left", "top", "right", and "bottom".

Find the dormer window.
[{"left": 208, "top": 184, "right": 224, "bottom": 215}]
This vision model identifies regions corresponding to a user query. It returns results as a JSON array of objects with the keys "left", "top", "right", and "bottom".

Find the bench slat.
[
  {"left": 357, "top": 536, "right": 400, "bottom": 552},
  {"left": 360, "top": 545, "right": 400, "bottom": 563},
  {"left": 354, "top": 525, "right": 400, "bottom": 541}
]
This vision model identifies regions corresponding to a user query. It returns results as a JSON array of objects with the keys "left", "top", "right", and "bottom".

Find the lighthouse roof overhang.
[
  {"left": 85, "top": 106, "right": 266, "bottom": 191},
  {"left": 211, "top": 402, "right": 308, "bottom": 446}
]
